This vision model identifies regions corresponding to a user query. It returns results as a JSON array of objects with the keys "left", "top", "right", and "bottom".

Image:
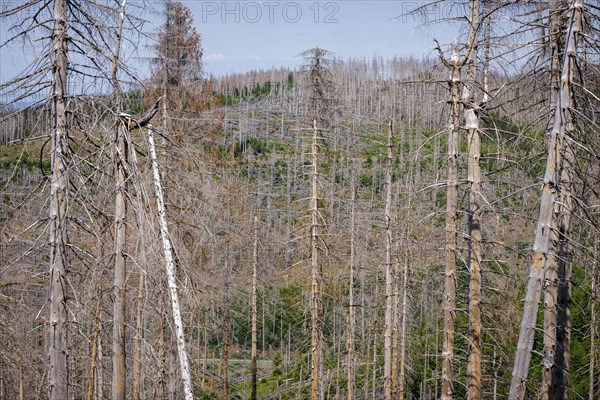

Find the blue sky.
[
  {"left": 0, "top": 1, "right": 461, "bottom": 90},
  {"left": 169, "top": 0, "right": 461, "bottom": 76}
]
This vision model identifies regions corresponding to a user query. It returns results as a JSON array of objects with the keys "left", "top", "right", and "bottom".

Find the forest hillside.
[{"left": 0, "top": 1, "right": 599, "bottom": 400}]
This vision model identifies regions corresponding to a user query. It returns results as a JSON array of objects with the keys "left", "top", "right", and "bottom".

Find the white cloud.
[
  {"left": 244, "top": 54, "right": 261, "bottom": 61},
  {"left": 205, "top": 53, "right": 226, "bottom": 62}
]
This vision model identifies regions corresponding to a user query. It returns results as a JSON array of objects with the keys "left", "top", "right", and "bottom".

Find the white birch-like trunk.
[{"left": 147, "top": 127, "right": 194, "bottom": 400}]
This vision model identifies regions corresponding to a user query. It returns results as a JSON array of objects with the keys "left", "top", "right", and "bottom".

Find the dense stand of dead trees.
[{"left": 0, "top": 0, "right": 599, "bottom": 399}]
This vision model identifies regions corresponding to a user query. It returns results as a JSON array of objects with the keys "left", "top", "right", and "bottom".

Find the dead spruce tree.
[
  {"left": 383, "top": 120, "right": 394, "bottom": 400},
  {"left": 48, "top": 2, "right": 70, "bottom": 397},
  {"left": 509, "top": 1, "right": 583, "bottom": 398},
  {"left": 300, "top": 47, "right": 336, "bottom": 400},
  {"left": 1, "top": 1, "right": 146, "bottom": 398},
  {"left": 111, "top": 2, "right": 130, "bottom": 399},
  {"left": 435, "top": 41, "right": 462, "bottom": 400},
  {"left": 462, "top": 1, "right": 483, "bottom": 398}
]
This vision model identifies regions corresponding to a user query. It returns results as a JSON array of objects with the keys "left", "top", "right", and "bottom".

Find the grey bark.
[
  {"left": 509, "top": 2, "right": 582, "bottom": 398},
  {"left": 383, "top": 120, "right": 394, "bottom": 400},
  {"left": 440, "top": 43, "right": 461, "bottom": 400},
  {"left": 310, "top": 117, "right": 322, "bottom": 400},
  {"left": 464, "top": 1, "right": 483, "bottom": 398},
  {"left": 251, "top": 216, "right": 258, "bottom": 400},
  {"left": 48, "top": 0, "right": 70, "bottom": 397},
  {"left": 347, "top": 180, "right": 356, "bottom": 400}
]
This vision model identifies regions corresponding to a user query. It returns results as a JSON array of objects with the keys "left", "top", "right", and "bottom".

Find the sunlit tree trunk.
[
  {"left": 112, "top": 122, "right": 127, "bottom": 400},
  {"left": 383, "top": 120, "right": 394, "bottom": 400},
  {"left": 590, "top": 242, "right": 598, "bottom": 400},
  {"left": 86, "top": 301, "right": 102, "bottom": 400},
  {"left": 553, "top": 91, "right": 575, "bottom": 400},
  {"left": 464, "top": 1, "right": 482, "bottom": 398},
  {"left": 441, "top": 44, "right": 461, "bottom": 400},
  {"left": 147, "top": 127, "right": 194, "bottom": 400},
  {"left": 347, "top": 180, "right": 356, "bottom": 400},
  {"left": 541, "top": 3, "right": 566, "bottom": 397},
  {"left": 251, "top": 216, "right": 259, "bottom": 400},
  {"left": 222, "top": 270, "right": 230, "bottom": 400},
  {"left": 111, "top": 2, "right": 129, "bottom": 398},
  {"left": 391, "top": 258, "right": 400, "bottom": 399},
  {"left": 97, "top": 336, "right": 104, "bottom": 399},
  {"left": 398, "top": 229, "right": 410, "bottom": 400},
  {"left": 48, "top": 0, "right": 70, "bottom": 397},
  {"left": 310, "top": 117, "right": 322, "bottom": 400},
  {"left": 133, "top": 272, "right": 144, "bottom": 400},
  {"left": 509, "top": 2, "right": 582, "bottom": 398}
]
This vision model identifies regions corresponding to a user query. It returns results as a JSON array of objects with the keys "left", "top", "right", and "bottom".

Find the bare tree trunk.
[
  {"left": 383, "top": 120, "right": 394, "bottom": 400},
  {"left": 398, "top": 230, "right": 410, "bottom": 400},
  {"left": 112, "top": 120, "right": 128, "bottom": 400},
  {"left": 347, "top": 180, "right": 356, "bottom": 400},
  {"left": 553, "top": 111, "right": 575, "bottom": 400},
  {"left": 493, "top": 351, "right": 498, "bottom": 400},
  {"left": 552, "top": 7, "right": 577, "bottom": 392},
  {"left": 202, "top": 316, "right": 209, "bottom": 390},
  {"left": 133, "top": 272, "right": 144, "bottom": 400},
  {"left": 222, "top": 275, "right": 230, "bottom": 400},
  {"left": 147, "top": 127, "right": 194, "bottom": 400},
  {"left": 251, "top": 216, "right": 259, "bottom": 400},
  {"left": 156, "top": 298, "right": 166, "bottom": 399},
  {"left": 509, "top": 2, "right": 582, "bottom": 398},
  {"left": 391, "top": 261, "right": 400, "bottom": 399},
  {"left": 310, "top": 117, "right": 322, "bottom": 400},
  {"left": 97, "top": 334, "right": 104, "bottom": 400},
  {"left": 464, "top": 1, "right": 482, "bottom": 398},
  {"left": 18, "top": 366, "right": 23, "bottom": 400},
  {"left": 48, "top": 0, "right": 70, "bottom": 397},
  {"left": 541, "top": 3, "right": 566, "bottom": 397},
  {"left": 590, "top": 242, "right": 597, "bottom": 400},
  {"left": 111, "top": 3, "right": 129, "bottom": 398},
  {"left": 441, "top": 44, "right": 461, "bottom": 400},
  {"left": 87, "top": 301, "right": 102, "bottom": 400},
  {"left": 372, "top": 327, "right": 378, "bottom": 400}
]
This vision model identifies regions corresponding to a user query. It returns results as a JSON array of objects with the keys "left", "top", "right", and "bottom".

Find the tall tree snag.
[
  {"left": 438, "top": 42, "right": 461, "bottom": 400},
  {"left": 509, "top": 1, "right": 582, "bottom": 398},
  {"left": 383, "top": 120, "right": 394, "bottom": 400},
  {"left": 152, "top": 0, "right": 203, "bottom": 143},
  {"left": 147, "top": 126, "right": 194, "bottom": 400},
  {"left": 310, "top": 116, "right": 321, "bottom": 400},
  {"left": 346, "top": 180, "right": 356, "bottom": 400},
  {"left": 590, "top": 241, "right": 598, "bottom": 400},
  {"left": 398, "top": 228, "right": 410, "bottom": 400},
  {"left": 48, "top": 0, "right": 70, "bottom": 397},
  {"left": 112, "top": 2, "right": 129, "bottom": 399},
  {"left": 301, "top": 47, "right": 335, "bottom": 400},
  {"left": 464, "top": 1, "right": 483, "bottom": 398},
  {"left": 251, "top": 216, "right": 259, "bottom": 400}
]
